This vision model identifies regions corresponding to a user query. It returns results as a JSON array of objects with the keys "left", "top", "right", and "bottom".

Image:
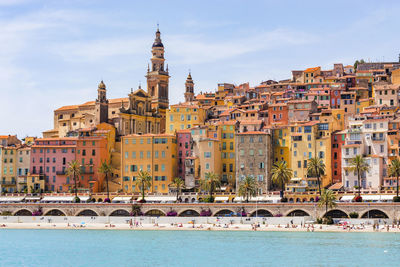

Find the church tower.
[
  {"left": 146, "top": 26, "right": 169, "bottom": 132},
  {"left": 184, "top": 72, "right": 194, "bottom": 102},
  {"left": 95, "top": 80, "right": 109, "bottom": 125}
]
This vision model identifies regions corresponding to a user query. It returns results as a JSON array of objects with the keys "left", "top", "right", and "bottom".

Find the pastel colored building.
[
  {"left": 217, "top": 121, "right": 237, "bottom": 189},
  {"left": 30, "top": 138, "right": 77, "bottom": 192},
  {"left": 16, "top": 146, "right": 31, "bottom": 192},
  {"left": 121, "top": 134, "right": 177, "bottom": 194},
  {"left": 76, "top": 136, "right": 109, "bottom": 193},
  {"left": 166, "top": 103, "right": 206, "bottom": 134},
  {"left": 0, "top": 146, "right": 17, "bottom": 193},
  {"left": 331, "top": 131, "right": 345, "bottom": 185},
  {"left": 176, "top": 130, "right": 192, "bottom": 181}
]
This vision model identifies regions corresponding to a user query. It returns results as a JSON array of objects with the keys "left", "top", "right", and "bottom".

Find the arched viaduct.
[{"left": 2, "top": 203, "right": 400, "bottom": 219}]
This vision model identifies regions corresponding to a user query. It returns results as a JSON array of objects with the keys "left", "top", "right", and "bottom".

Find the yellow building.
[
  {"left": 271, "top": 125, "right": 291, "bottom": 167},
  {"left": 392, "top": 68, "right": 400, "bottom": 84},
  {"left": 0, "top": 147, "right": 17, "bottom": 193},
  {"left": 166, "top": 103, "right": 206, "bottom": 133},
  {"left": 121, "top": 134, "right": 177, "bottom": 194},
  {"left": 289, "top": 121, "right": 332, "bottom": 190},
  {"left": 217, "top": 121, "right": 237, "bottom": 188}
]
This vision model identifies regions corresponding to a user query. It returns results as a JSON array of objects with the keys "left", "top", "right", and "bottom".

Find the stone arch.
[
  {"left": 361, "top": 209, "right": 389, "bottom": 219},
  {"left": 97, "top": 198, "right": 103, "bottom": 202},
  {"left": 14, "top": 209, "right": 32, "bottom": 216},
  {"left": 289, "top": 198, "right": 294, "bottom": 202},
  {"left": 76, "top": 209, "right": 99, "bottom": 216},
  {"left": 250, "top": 209, "right": 273, "bottom": 217},
  {"left": 145, "top": 209, "right": 166, "bottom": 216},
  {"left": 286, "top": 209, "right": 310, "bottom": 217},
  {"left": 44, "top": 209, "right": 66, "bottom": 216},
  {"left": 213, "top": 209, "right": 235, "bottom": 217},
  {"left": 109, "top": 209, "right": 130, "bottom": 217},
  {"left": 323, "top": 209, "right": 348, "bottom": 218},
  {"left": 179, "top": 210, "right": 200, "bottom": 217},
  {"left": 296, "top": 198, "right": 301, "bottom": 203}
]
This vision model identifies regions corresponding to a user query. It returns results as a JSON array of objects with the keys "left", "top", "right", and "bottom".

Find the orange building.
[
  {"left": 75, "top": 136, "right": 109, "bottom": 192},
  {"left": 267, "top": 103, "right": 288, "bottom": 126}
]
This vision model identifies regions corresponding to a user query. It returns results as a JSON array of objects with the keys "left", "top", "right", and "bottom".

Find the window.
[
  {"left": 249, "top": 149, "right": 254, "bottom": 156},
  {"left": 204, "top": 152, "right": 211, "bottom": 158},
  {"left": 132, "top": 152, "right": 136, "bottom": 158},
  {"left": 140, "top": 151, "right": 144, "bottom": 159},
  {"left": 298, "top": 161, "right": 301, "bottom": 168},
  {"left": 259, "top": 162, "right": 264, "bottom": 169}
]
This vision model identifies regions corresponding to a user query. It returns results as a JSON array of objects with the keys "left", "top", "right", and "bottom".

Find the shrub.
[
  {"left": 203, "top": 196, "right": 214, "bottom": 203},
  {"left": 200, "top": 209, "right": 212, "bottom": 216},
  {"left": 280, "top": 197, "right": 288, "bottom": 203},
  {"left": 349, "top": 212, "right": 359, "bottom": 218},
  {"left": 32, "top": 208, "right": 43, "bottom": 216},
  {"left": 274, "top": 213, "right": 283, "bottom": 217},
  {"left": 73, "top": 196, "right": 81, "bottom": 203},
  {"left": 393, "top": 196, "right": 400, "bottom": 202},
  {"left": 316, "top": 217, "right": 323, "bottom": 224},
  {"left": 315, "top": 196, "right": 320, "bottom": 202},
  {"left": 353, "top": 196, "right": 362, "bottom": 202},
  {"left": 167, "top": 210, "right": 177, "bottom": 216},
  {"left": 103, "top": 198, "right": 111, "bottom": 203},
  {"left": 131, "top": 204, "right": 142, "bottom": 216},
  {"left": 323, "top": 217, "right": 334, "bottom": 225},
  {"left": 1, "top": 211, "right": 12, "bottom": 216}
]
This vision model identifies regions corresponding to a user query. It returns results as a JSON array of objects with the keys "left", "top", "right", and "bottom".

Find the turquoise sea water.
[{"left": 0, "top": 230, "right": 399, "bottom": 267}]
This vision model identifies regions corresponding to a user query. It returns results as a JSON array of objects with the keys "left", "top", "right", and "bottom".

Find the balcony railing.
[{"left": 56, "top": 170, "right": 66, "bottom": 175}]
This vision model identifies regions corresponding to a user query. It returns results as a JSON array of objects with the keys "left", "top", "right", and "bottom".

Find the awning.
[
  {"left": 214, "top": 196, "right": 229, "bottom": 201},
  {"left": 328, "top": 183, "right": 343, "bottom": 190},
  {"left": 25, "top": 196, "right": 41, "bottom": 201},
  {"left": 362, "top": 195, "right": 395, "bottom": 201},
  {"left": 340, "top": 195, "right": 354, "bottom": 201},
  {"left": 136, "top": 196, "right": 176, "bottom": 202},
  {"left": 0, "top": 196, "right": 25, "bottom": 202},
  {"left": 233, "top": 196, "right": 278, "bottom": 202},
  {"left": 112, "top": 196, "right": 132, "bottom": 202},
  {"left": 41, "top": 196, "right": 90, "bottom": 202}
]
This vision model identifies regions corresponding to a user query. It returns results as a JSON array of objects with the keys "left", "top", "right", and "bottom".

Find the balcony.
[
  {"left": 346, "top": 140, "right": 362, "bottom": 145},
  {"left": 1, "top": 181, "right": 16, "bottom": 186},
  {"left": 56, "top": 170, "right": 66, "bottom": 175},
  {"left": 371, "top": 136, "right": 385, "bottom": 142},
  {"left": 348, "top": 128, "right": 362, "bottom": 133}
]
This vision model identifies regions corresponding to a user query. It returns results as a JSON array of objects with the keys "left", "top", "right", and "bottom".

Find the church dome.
[{"left": 98, "top": 80, "right": 106, "bottom": 89}]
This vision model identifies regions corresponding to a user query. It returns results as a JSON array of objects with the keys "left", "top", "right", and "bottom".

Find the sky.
[{"left": 1, "top": 0, "right": 400, "bottom": 138}]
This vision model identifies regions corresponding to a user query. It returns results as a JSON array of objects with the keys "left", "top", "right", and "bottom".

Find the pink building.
[
  {"left": 30, "top": 138, "right": 77, "bottom": 192},
  {"left": 176, "top": 130, "right": 192, "bottom": 180}
]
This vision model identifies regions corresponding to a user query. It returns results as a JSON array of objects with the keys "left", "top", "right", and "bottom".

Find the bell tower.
[
  {"left": 95, "top": 80, "right": 109, "bottom": 125},
  {"left": 184, "top": 72, "right": 194, "bottom": 102},
  {"left": 146, "top": 26, "right": 169, "bottom": 132}
]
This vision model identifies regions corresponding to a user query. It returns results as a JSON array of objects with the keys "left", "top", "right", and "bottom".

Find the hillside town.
[{"left": 3, "top": 28, "right": 400, "bottom": 203}]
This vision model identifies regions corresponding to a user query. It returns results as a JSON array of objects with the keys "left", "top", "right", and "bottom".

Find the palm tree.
[
  {"left": 135, "top": 170, "right": 152, "bottom": 203},
  {"left": 200, "top": 172, "right": 221, "bottom": 202},
  {"left": 170, "top": 177, "right": 185, "bottom": 202},
  {"left": 271, "top": 161, "right": 293, "bottom": 200},
  {"left": 348, "top": 155, "right": 370, "bottom": 197},
  {"left": 66, "top": 160, "right": 81, "bottom": 202},
  {"left": 98, "top": 160, "right": 112, "bottom": 202},
  {"left": 318, "top": 189, "right": 337, "bottom": 215},
  {"left": 388, "top": 158, "right": 400, "bottom": 200},
  {"left": 307, "top": 157, "right": 325, "bottom": 196},
  {"left": 238, "top": 176, "right": 258, "bottom": 203}
]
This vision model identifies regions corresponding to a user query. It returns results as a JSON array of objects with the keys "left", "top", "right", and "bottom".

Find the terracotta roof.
[
  {"left": 304, "top": 67, "right": 321, "bottom": 73},
  {"left": 55, "top": 105, "right": 79, "bottom": 111}
]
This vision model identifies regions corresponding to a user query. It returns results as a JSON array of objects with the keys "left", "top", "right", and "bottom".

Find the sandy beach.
[{"left": 0, "top": 222, "right": 398, "bottom": 233}]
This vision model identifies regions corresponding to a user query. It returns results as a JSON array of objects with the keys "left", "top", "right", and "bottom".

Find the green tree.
[
  {"left": 98, "top": 160, "right": 113, "bottom": 202},
  {"left": 271, "top": 161, "right": 293, "bottom": 200},
  {"left": 200, "top": 172, "right": 221, "bottom": 202},
  {"left": 135, "top": 170, "right": 152, "bottom": 203},
  {"left": 66, "top": 160, "right": 81, "bottom": 202},
  {"left": 238, "top": 176, "right": 258, "bottom": 203},
  {"left": 170, "top": 177, "right": 185, "bottom": 202},
  {"left": 389, "top": 158, "right": 400, "bottom": 200},
  {"left": 307, "top": 157, "right": 326, "bottom": 196},
  {"left": 348, "top": 155, "right": 370, "bottom": 197},
  {"left": 318, "top": 189, "right": 337, "bottom": 215}
]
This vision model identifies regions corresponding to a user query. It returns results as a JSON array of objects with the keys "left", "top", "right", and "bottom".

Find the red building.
[
  {"left": 331, "top": 131, "right": 345, "bottom": 184},
  {"left": 176, "top": 130, "right": 192, "bottom": 180}
]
